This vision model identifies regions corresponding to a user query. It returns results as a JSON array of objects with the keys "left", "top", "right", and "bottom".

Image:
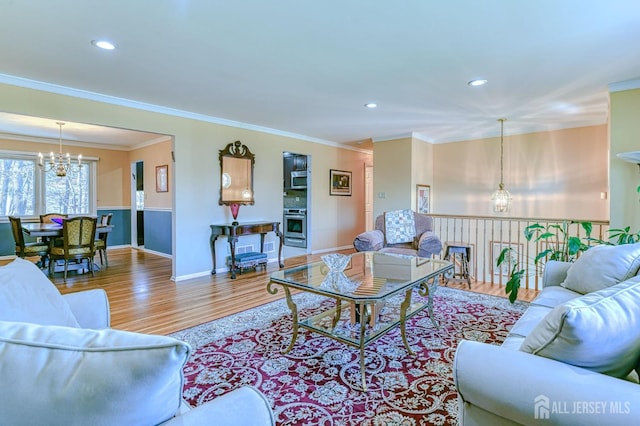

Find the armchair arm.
[
  {"left": 417, "top": 231, "right": 442, "bottom": 257},
  {"left": 62, "top": 289, "right": 110, "bottom": 329},
  {"left": 542, "top": 260, "right": 572, "bottom": 288},
  {"left": 162, "top": 387, "right": 275, "bottom": 426},
  {"left": 455, "top": 340, "right": 639, "bottom": 426},
  {"left": 353, "top": 230, "right": 384, "bottom": 252}
]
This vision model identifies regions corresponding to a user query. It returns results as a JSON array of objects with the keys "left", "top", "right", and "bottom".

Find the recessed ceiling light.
[
  {"left": 91, "top": 39, "right": 116, "bottom": 50},
  {"left": 364, "top": 103, "right": 377, "bottom": 108},
  {"left": 467, "top": 79, "right": 488, "bottom": 87}
]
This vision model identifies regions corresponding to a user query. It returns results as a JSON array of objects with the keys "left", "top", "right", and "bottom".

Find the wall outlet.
[{"left": 378, "top": 192, "right": 386, "bottom": 199}]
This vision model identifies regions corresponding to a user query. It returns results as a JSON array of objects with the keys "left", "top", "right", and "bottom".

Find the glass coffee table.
[{"left": 267, "top": 251, "right": 453, "bottom": 390}]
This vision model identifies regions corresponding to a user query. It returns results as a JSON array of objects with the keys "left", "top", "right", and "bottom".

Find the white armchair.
[{"left": 0, "top": 258, "right": 275, "bottom": 426}]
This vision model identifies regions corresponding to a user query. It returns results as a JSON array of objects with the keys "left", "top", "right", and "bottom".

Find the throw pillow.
[
  {"left": 520, "top": 275, "right": 640, "bottom": 378},
  {"left": 0, "top": 258, "right": 79, "bottom": 327},
  {"left": 0, "top": 320, "right": 191, "bottom": 425},
  {"left": 561, "top": 242, "right": 640, "bottom": 294},
  {"left": 384, "top": 209, "right": 416, "bottom": 244}
]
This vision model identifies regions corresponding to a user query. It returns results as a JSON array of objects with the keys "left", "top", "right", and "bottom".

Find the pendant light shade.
[{"left": 492, "top": 118, "right": 512, "bottom": 213}]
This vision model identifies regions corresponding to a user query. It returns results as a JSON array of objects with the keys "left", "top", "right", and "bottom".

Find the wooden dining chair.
[
  {"left": 8, "top": 216, "right": 50, "bottom": 266},
  {"left": 40, "top": 213, "right": 68, "bottom": 223},
  {"left": 48, "top": 216, "right": 97, "bottom": 281},
  {"left": 95, "top": 213, "right": 113, "bottom": 268}
]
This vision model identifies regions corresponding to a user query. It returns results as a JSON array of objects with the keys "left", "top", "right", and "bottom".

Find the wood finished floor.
[{"left": 2, "top": 248, "right": 539, "bottom": 335}]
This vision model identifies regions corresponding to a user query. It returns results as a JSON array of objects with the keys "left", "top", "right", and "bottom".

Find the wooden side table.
[
  {"left": 210, "top": 221, "right": 284, "bottom": 278},
  {"left": 443, "top": 242, "right": 472, "bottom": 288}
]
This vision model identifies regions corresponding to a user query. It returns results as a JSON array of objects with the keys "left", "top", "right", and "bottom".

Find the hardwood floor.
[{"left": 2, "top": 248, "right": 538, "bottom": 335}]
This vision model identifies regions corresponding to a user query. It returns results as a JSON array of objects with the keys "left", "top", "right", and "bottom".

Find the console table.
[{"left": 210, "top": 221, "right": 284, "bottom": 278}]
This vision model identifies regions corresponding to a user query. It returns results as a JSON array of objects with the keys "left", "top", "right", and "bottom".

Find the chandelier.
[
  {"left": 38, "top": 122, "right": 82, "bottom": 177},
  {"left": 492, "top": 118, "right": 512, "bottom": 213}
]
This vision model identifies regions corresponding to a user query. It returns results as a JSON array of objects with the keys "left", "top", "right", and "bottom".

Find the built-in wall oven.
[{"left": 283, "top": 208, "right": 307, "bottom": 248}]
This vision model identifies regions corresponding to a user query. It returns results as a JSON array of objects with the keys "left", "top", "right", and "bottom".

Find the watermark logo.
[
  {"left": 534, "top": 394, "right": 631, "bottom": 420},
  {"left": 534, "top": 395, "right": 550, "bottom": 420}
]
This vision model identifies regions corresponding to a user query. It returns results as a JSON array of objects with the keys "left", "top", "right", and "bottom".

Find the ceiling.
[{"left": 0, "top": 1, "right": 639, "bottom": 150}]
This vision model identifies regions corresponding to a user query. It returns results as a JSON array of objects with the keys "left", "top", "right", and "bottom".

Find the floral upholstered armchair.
[{"left": 353, "top": 210, "right": 442, "bottom": 258}]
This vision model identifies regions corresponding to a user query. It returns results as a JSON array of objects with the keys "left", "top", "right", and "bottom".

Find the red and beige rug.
[{"left": 171, "top": 287, "right": 527, "bottom": 425}]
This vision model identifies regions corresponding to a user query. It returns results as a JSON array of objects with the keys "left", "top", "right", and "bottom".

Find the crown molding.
[
  {"left": 609, "top": 79, "right": 640, "bottom": 93},
  {"left": 0, "top": 73, "right": 351, "bottom": 149}
]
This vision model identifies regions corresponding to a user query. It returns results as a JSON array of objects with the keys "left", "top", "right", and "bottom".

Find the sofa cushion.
[
  {"left": 561, "top": 242, "right": 640, "bottom": 294},
  {"left": 501, "top": 335, "right": 525, "bottom": 350},
  {"left": 507, "top": 305, "right": 553, "bottom": 338},
  {"left": 0, "top": 320, "right": 191, "bottom": 425},
  {"left": 0, "top": 258, "right": 79, "bottom": 327},
  {"left": 520, "top": 275, "right": 640, "bottom": 378},
  {"left": 531, "top": 286, "right": 580, "bottom": 308}
]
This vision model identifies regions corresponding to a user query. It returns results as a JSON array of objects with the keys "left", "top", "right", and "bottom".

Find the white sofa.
[
  {"left": 454, "top": 243, "right": 640, "bottom": 425},
  {"left": 0, "top": 258, "right": 275, "bottom": 426}
]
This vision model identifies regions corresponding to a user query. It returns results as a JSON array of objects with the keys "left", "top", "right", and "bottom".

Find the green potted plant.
[
  {"left": 497, "top": 221, "right": 590, "bottom": 302},
  {"left": 498, "top": 222, "right": 640, "bottom": 302}
]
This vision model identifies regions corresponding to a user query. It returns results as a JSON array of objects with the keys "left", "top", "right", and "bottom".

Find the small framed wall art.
[
  {"left": 416, "top": 184, "right": 430, "bottom": 214},
  {"left": 330, "top": 169, "right": 352, "bottom": 196},
  {"left": 156, "top": 164, "right": 169, "bottom": 192}
]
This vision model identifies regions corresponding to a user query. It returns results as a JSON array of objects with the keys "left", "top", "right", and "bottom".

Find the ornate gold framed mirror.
[{"left": 219, "top": 141, "right": 255, "bottom": 223}]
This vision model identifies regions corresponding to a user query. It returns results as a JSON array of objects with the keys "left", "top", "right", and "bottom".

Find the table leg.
[
  {"left": 266, "top": 282, "right": 299, "bottom": 354},
  {"left": 209, "top": 234, "right": 219, "bottom": 274},
  {"left": 332, "top": 299, "right": 342, "bottom": 328},
  {"left": 399, "top": 288, "right": 416, "bottom": 356},
  {"left": 359, "top": 303, "right": 367, "bottom": 391},
  {"left": 418, "top": 277, "right": 439, "bottom": 329},
  {"left": 229, "top": 236, "right": 238, "bottom": 279},
  {"left": 274, "top": 224, "right": 284, "bottom": 268}
]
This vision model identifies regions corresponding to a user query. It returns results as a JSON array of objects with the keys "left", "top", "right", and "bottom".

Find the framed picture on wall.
[
  {"left": 416, "top": 184, "right": 430, "bottom": 214},
  {"left": 156, "top": 165, "right": 168, "bottom": 192},
  {"left": 330, "top": 169, "right": 352, "bottom": 196},
  {"left": 490, "top": 241, "right": 523, "bottom": 279}
]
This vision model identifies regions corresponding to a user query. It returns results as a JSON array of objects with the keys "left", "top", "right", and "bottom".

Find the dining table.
[
  {"left": 22, "top": 222, "right": 114, "bottom": 273},
  {"left": 22, "top": 222, "right": 113, "bottom": 237}
]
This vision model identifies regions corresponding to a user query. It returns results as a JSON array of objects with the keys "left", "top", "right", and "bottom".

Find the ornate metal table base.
[{"left": 267, "top": 262, "right": 453, "bottom": 391}]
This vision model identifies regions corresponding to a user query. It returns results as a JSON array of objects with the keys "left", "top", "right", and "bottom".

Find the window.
[
  {"left": 0, "top": 152, "right": 96, "bottom": 217},
  {"left": 136, "top": 190, "right": 145, "bottom": 210}
]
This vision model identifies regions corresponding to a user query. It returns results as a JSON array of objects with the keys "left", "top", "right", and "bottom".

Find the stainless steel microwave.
[{"left": 291, "top": 171, "right": 308, "bottom": 189}]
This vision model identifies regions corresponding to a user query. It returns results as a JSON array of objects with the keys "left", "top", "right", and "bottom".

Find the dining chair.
[
  {"left": 48, "top": 216, "right": 97, "bottom": 281},
  {"left": 40, "top": 213, "right": 68, "bottom": 223},
  {"left": 8, "top": 216, "right": 50, "bottom": 266},
  {"left": 95, "top": 213, "right": 113, "bottom": 268}
]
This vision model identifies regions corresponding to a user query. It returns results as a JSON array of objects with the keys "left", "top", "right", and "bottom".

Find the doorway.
[
  {"left": 365, "top": 164, "right": 374, "bottom": 231},
  {"left": 131, "top": 161, "right": 145, "bottom": 247}
]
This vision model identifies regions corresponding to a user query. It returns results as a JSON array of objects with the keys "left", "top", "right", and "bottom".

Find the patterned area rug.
[{"left": 170, "top": 287, "right": 528, "bottom": 425}]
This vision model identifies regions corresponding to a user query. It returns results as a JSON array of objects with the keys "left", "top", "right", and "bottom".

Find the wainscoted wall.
[
  {"left": 0, "top": 209, "right": 132, "bottom": 258},
  {"left": 0, "top": 224, "right": 15, "bottom": 256},
  {"left": 96, "top": 208, "right": 131, "bottom": 248},
  {"left": 143, "top": 208, "right": 172, "bottom": 255}
]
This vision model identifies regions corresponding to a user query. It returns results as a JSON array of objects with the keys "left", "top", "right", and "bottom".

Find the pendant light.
[
  {"left": 38, "top": 122, "right": 82, "bottom": 177},
  {"left": 492, "top": 118, "right": 512, "bottom": 213}
]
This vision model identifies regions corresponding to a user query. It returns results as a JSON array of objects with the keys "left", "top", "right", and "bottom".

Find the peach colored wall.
[
  {"left": 372, "top": 137, "right": 412, "bottom": 217},
  {"left": 412, "top": 138, "right": 434, "bottom": 212},
  {"left": 0, "top": 137, "right": 130, "bottom": 208},
  {"left": 433, "top": 125, "right": 609, "bottom": 220},
  {"left": 129, "top": 140, "right": 173, "bottom": 210}
]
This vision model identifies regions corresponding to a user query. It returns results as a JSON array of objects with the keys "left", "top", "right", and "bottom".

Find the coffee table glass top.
[{"left": 270, "top": 251, "right": 451, "bottom": 301}]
